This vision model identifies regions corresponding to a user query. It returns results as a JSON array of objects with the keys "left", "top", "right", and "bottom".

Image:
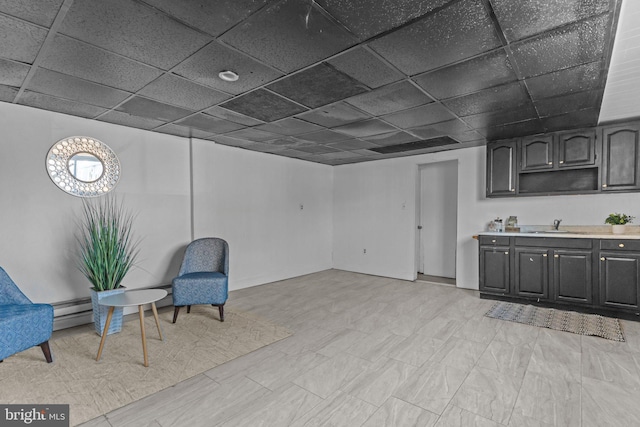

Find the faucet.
[{"left": 553, "top": 219, "right": 562, "bottom": 230}]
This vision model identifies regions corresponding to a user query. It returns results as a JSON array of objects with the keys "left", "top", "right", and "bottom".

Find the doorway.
[{"left": 417, "top": 160, "right": 458, "bottom": 283}]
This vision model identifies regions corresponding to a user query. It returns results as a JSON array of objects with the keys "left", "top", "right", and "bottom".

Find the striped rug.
[{"left": 485, "top": 301, "right": 625, "bottom": 342}]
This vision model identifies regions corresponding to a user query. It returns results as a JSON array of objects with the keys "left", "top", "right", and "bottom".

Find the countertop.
[{"left": 478, "top": 230, "right": 640, "bottom": 240}]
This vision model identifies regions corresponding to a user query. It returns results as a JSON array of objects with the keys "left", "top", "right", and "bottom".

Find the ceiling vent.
[{"left": 370, "top": 136, "right": 459, "bottom": 154}]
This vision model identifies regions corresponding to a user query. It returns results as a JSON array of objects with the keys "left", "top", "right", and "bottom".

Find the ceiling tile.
[
  {"left": 225, "top": 127, "right": 281, "bottom": 142},
  {"left": 318, "top": 150, "right": 362, "bottom": 160},
  {"left": 142, "top": 0, "right": 270, "bottom": 37},
  {"left": 59, "top": 0, "right": 212, "bottom": 70},
  {"left": 208, "top": 134, "right": 255, "bottom": 148},
  {"left": 267, "top": 63, "right": 369, "bottom": 108},
  {"left": 97, "top": 110, "right": 165, "bottom": 130},
  {"left": 423, "top": 119, "right": 472, "bottom": 134},
  {"left": 332, "top": 118, "right": 397, "bottom": 137},
  {"left": 381, "top": 103, "right": 456, "bottom": 128},
  {"left": 492, "top": 0, "right": 610, "bottom": 43},
  {"left": 254, "top": 117, "right": 324, "bottom": 135},
  {"left": 327, "top": 139, "right": 379, "bottom": 150},
  {"left": 511, "top": 14, "right": 610, "bottom": 78},
  {"left": 173, "top": 41, "right": 283, "bottom": 95},
  {"left": 462, "top": 103, "right": 538, "bottom": 128},
  {"left": 204, "top": 106, "right": 264, "bottom": 126},
  {"left": 443, "top": 82, "right": 530, "bottom": 116},
  {"left": 0, "top": 84, "right": 18, "bottom": 102},
  {"left": 535, "top": 90, "right": 601, "bottom": 118},
  {"left": 327, "top": 47, "right": 404, "bottom": 88},
  {"left": 296, "top": 145, "right": 342, "bottom": 154},
  {"left": 526, "top": 61, "right": 603, "bottom": 100},
  {"left": 369, "top": 0, "right": 502, "bottom": 75},
  {"left": 176, "top": 113, "right": 245, "bottom": 134},
  {"left": 139, "top": 74, "right": 230, "bottom": 111},
  {"left": 155, "top": 123, "right": 213, "bottom": 139},
  {"left": 480, "top": 119, "right": 544, "bottom": 140},
  {"left": 449, "top": 130, "right": 485, "bottom": 143},
  {"left": 40, "top": 35, "right": 162, "bottom": 92},
  {"left": 18, "top": 90, "right": 108, "bottom": 118},
  {"left": 315, "top": 0, "right": 451, "bottom": 40},
  {"left": 0, "top": 14, "right": 47, "bottom": 63},
  {"left": 220, "top": 0, "right": 357, "bottom": 73},
  {"left": 220, "top": 89, "right": 307, "bottom": 122},
  {"left": 541, "top": 108, "right": 600, "bottom": 132},
  {"left": 0, "top": 0, "right": 64, "bottom": 27},
  {"left": 370, "top": 136, "right": 459, "bottom": 154},
  {"left": 345, "top": 80, "right": 432, "bottom": 115},
  {"left": 296, "top": 101, "right": 371, "bottom": 127},
  {"left": 413, "top": 49, "right": 517, "bottom": 99},
  {"left": 0, "top": 58, "right": 30, "bottom": 87},
  {"left": 115, "top": 96, "right": 194, "bottom": 122},
  {"left": 263, "top": 136, "right": 304, "bottom": 147},
  {"left": 362, "top": 131, "right": 419, "bottom": 146},
  {"left": 298, "top": 129, "right": 351, "bottom": 143},
  {"left": 27, "top": 68, "right": 131, "bottom": 108}
]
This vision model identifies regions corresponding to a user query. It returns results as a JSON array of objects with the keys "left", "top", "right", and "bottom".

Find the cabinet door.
[
  {"left": 601, "top": 123, "right": 640, "bottom": 191},
  {"left": 514, "top": 248, "right": 548, "bottom": 298},
  {"left": 557, "top": 130, "right": 596, "bottom": 168},
  {"left": 599, "top": 252, "right": 640, "bottom": 310},
  {"left": 487, "top": 141, "right": 516, "bottom": 197},
  {"left": 520, "top": 135, "right": 554, "bottom": 171},
  {"left": 553, "top": 249, "right": 592, "bottom": 304},
  {"left": 479, "top": 246, "right": 510, "bottom": 294}
]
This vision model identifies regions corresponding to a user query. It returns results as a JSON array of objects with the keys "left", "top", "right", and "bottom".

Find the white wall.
[
  {"left": 0, "top": 103, "right": 190, "bottom": 303},
  {"left": 0, "top": 102, "right": 333, "bottom": 304},
  {"left": 333, "top": 145, "right": 640, "bottom": 289},
  {"left": 192, "top": 141, "right": 333, "bottom": 290}
]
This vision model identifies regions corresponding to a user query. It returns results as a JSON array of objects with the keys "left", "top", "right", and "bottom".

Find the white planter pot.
[{"left": 612, "top": 224, "right": 627, "bottom": 235}]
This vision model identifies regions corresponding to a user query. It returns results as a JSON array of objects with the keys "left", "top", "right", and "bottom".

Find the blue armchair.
[
  {"left": 0, "top": 267, "right": 54, "bottom": 363},
  {"left": 172, "top": 238, "right": 229, "bottom": 323}
]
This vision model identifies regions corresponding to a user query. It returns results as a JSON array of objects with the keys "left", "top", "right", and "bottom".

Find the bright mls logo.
[{"left": 0, "top": 405, "right": 68, "bottom": 426}]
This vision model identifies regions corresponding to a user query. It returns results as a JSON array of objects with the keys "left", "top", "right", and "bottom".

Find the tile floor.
[{"left": 79, "top": 269, "right": 640, "bottom": 426}]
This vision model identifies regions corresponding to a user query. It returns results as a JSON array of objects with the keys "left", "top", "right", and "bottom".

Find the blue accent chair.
[
  {"left": 172, "top": 238, "right": 229, "bottom": 323},
  {"left": 0, "top": 267, "right": 54, "bottom": 363}
]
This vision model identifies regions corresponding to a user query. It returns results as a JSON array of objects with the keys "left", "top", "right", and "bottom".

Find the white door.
[{"left": 418, "top": 161, "right": 458, "bottom": 278}]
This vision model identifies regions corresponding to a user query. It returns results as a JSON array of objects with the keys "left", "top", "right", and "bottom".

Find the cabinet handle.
[
  {"left": 510, "top": 188, "right": 515, "bottom": 192},
  {"left": 492, "top": 239, "right": 496, "bottom": 243},
  {"left": 559, "top": 160, "right": 564, "bottom": 164},
  {"left": 602, "top": 184, "right": 607, "bottom": 188},
  {"left": 504, "top": 252, "right": 509, "bottom": 255},
  {"left": 543, "top": 254, "right": 548, "bottom": 257},
  {"left": 601, "top": 257, "right": 605, "bottom": 261},
  {"left": 619, "top": 243, "right": 625, "bottom": 248},
  {"left": 554, "top": 254, "right": 559, "bottom": 258},
  {"left": 548, "top": 162, "right": 553, "bottom": 165}
]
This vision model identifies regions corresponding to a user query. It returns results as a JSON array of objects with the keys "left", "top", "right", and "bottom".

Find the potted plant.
[
  {"left": 77, "top": 195, "right": 139, "bottom": 336},
  {"left": 605, "top": 213, "right": 634, "bottom": 235}
]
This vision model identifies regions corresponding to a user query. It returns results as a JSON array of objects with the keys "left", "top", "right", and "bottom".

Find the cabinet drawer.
[
  {"left": 479, "top": 236, "right": 510, "bottom": 245},
  {"left": 514, "top": 237, "right": 592, "bottom": 249},
  {"left": 601, "top": 240, "right": 640, "bottom": 251}
]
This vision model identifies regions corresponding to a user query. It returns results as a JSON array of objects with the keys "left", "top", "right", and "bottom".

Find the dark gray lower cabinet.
[
  {"left": 599, "top": 252, "right": 640, "bottom": 310},
  {"left": 479, "top": 246, "right": 510, "bottom": 294},
  {"left": 553, "top": 249, "right": 592, "bottom": 304},
  {"left": 514, "top": 248, "right": 548, "bottom": 299}
]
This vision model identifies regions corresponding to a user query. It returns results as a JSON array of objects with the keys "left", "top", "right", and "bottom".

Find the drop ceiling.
[{"left": 0, "top": 0, "right": 630, "bottom": 165}]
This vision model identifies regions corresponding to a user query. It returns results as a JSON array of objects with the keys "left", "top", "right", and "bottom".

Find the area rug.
[
  {"left": 0, "top": 306, "right": 292, "bottom": 426},
  {"left": 485, "top": 301, "right": 625, "bottom": 342}
]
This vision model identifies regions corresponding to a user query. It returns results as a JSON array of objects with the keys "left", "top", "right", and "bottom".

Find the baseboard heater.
[{"left": 51, "top": 284, "right": 173, "bottom": 331}]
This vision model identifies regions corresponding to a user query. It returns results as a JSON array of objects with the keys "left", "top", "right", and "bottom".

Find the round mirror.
[
  {"left": 68, "top": 153, "right": 104, "bottom": 182},
  {"left": 45, "top": 136, "right": 120, "bottom": 197}
]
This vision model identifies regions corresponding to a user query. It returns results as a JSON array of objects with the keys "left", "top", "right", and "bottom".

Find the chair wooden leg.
[
  {"left": 172, "top": 306, "right": 180, "bottom": 323},
  {"left": 214, "top": 304, "right": 224, "bottom": 322},
  {"left": 39, "top": 341, "right": 53, "bottom": 363},
  {"left": 187, "top": 305, "right": 191, "bottom": 313}
]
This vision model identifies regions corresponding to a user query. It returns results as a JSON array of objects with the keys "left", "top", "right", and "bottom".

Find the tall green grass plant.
[{"left": 77, "top": 196, "right": 139, "bottom": 291}]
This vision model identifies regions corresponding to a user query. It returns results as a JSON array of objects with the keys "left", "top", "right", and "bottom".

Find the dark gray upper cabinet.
[
  {"left": 520, "top": 135, "right": 554, "bottom": 171},
  {"left": 557, "top": 129, "right": 596, "bottom": 168},
  {"left": 601, "top": 122, "right": 640, "bottom": 191},
  {"left": 486, "top": 140, "right": 516, "bottom": 197}
]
